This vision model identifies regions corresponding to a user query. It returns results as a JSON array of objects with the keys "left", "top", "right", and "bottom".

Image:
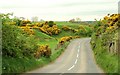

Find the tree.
[
  {"left": 40, "top": 19, "right": 44, "bottom": 22},
  {"left": 69, "top": 19, "right": 75, "bottom": 23},
  {"left": 31, "top": 16, "right": 38, "bottom": 22},
  {"left": 0, "top": 13, "right": 13, "bottom": 25},
  {"left": 48, "top": 21, "right": 54, "bottom": 27},
  {"left": 76, "top": 17, "right": 81, "bottom": 23},
  {"left": 13, "top": 16, "right": 22, "bottom": 26}
]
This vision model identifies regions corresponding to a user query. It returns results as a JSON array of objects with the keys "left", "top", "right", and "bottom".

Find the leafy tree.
[
  {"left": 31, "top": 16, "right": 38, "bottom": 22},
  {"left": 76, "top": 17, "right": 81, "bottom": 23},
  {"left": 48, "top": 21, "right": 54, "bottom": 27},
  {"left": 0, "top": 13, "right": 13, "bottom": 25},
  {"left": 69, "top": 19, "right": 75, "bottom": 23},
  {"left": 13, "top": 16, "right": 22, "bottom": 26}
]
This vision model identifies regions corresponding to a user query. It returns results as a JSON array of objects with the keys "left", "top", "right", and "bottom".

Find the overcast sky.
[{"left": 0, "top": 0, "right": 119, "bottom": 21}]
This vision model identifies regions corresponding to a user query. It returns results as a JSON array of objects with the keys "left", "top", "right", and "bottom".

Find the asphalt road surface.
[{"left": 27, "top": 38, "right": 104, "bottom": 73}]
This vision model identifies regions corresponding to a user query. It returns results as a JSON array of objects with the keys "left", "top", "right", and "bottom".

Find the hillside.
[{"left": 1, "top": 13, "right": 93, "bottom": 74}]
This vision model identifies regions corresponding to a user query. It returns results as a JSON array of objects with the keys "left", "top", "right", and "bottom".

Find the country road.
[{"left": 27, "top": 38, "right": 104, "bottom": 73}]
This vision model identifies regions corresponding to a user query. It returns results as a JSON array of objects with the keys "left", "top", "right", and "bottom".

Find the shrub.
[
  {"left": 34, "top": 45, "right": 52, "bottom": 58},
  {"left": 75, "top": 26, "right": 93, "bottom": 37},
  {"left": 75, "top": 29, "right": 86, "bottom": 36},
  {"left": 52, "top": 25, "right": 61, "bottom": 35},
  {"left": 59, "top": 36, "right": 72, "bottom": 45},
  {"left": 2, "top": 24, "right": 38, "bottom": 58},
  {"left": 91, "top": 14, "right": 119, "bottom": 37},
  {"left": 48, "top": 21, "right": 54, "bottom": 27},
  {"left": 21, "top": 26, "right": 35, "bottom": 35},
  {"left": 39, "top": 24, "right": 60, "bottom": 35},
  {"left": 13, "top": 18, "right": 22, "bottom": 26},
  {"left": 62, "top": 26, "right": 70, "bottom": 31},
  {"left": 20, "top": 20, "right": 31, "bottom": 26},
  {"left": 2, "top": 24, "right": 22, "bottom": 57}
]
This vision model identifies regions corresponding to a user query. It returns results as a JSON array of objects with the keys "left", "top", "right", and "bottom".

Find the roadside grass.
[
  {"left": 2, "top": 57, "right": 39, "bottom": 74},
  {"left": 2, "top": 41, "right": 70, "bottom": 74},
  {"left": 51, "top": 42, "right": 69, "bottom": 61},
  {"left": 91, "top": 38, "right": 118, "bottom": 74}
]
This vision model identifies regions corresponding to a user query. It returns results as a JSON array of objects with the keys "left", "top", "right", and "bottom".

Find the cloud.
[
  {"left": 52, "top": 1, "right": 116, "bottom": 7},
  {"left": 0, "top": 0, "right": 119, "bottom": 21}
]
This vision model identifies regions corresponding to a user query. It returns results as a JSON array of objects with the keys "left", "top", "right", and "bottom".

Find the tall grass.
[{"left": 91, "top": 34, "right": 118, "bottom": 74}]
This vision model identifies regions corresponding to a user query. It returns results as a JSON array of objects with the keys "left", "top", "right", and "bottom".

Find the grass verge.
[
  {"left": 2, "top": 41, "right": 70, "bottom": 75},
  {"left": 91, "top": 37, "right": 118, "bottom": 75}
]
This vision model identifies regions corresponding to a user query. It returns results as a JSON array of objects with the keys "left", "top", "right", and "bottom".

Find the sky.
[{"left": 0, "top": 0, "right": 119, "bottom": 21}]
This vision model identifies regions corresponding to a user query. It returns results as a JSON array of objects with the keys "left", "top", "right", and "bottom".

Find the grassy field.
[
  {"left": 33, "top": 29, "right": 58, "bottom": 51},
  {"left": 55, "top": 21, "right": 81, "bottom": 29},
  {"left": 53, "top": 21, "right": 92, "bottom": 39}
]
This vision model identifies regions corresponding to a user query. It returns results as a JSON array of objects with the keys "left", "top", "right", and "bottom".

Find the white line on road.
[
  {"left": 68, "top": 65, "right": 75, "bottom": 71},
  {"left": 75, "top": 59, "right": 78, "bottom": 64},
  {"left": 77, "top": 54, "right": 79, "bottom": 58}
]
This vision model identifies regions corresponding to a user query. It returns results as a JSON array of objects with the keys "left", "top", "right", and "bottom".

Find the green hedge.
[{"left": 2, "top": 24, "right": 38, "bottom": 58}]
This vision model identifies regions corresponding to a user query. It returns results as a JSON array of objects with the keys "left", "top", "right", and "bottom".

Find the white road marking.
[
  {"left": 75, "top": 59, "right": 78, "bottom": 64},
  {"left": 77, "top": 54, "right": 79, "bottom": 57},
  {"left": 67, "top": 45, "right": 80, "bottom": 71},
  {"left": 68, "top": 65, "right": 75, "bottom": 71}
]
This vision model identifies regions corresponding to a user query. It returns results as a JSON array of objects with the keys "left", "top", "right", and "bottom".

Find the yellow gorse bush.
[
  {"left": 98, "top": 14, "right": 119, "bottom": 34},
  {"left": 62, "top": 25, "right": 70, "bottom": 31},
  {"left": 62, "top": 25, "right": 78, "bottom": 33},
  {"left": 59, "top": 36, "right": 80, "bottom": 45},
  {"left": 21, "top": 20, "right": 31, "bottom": 26},
  {"left": 59, "top": 36, "right": 72, "bottom": 45},
  {"left": 34, "top": 45, "right": 51, "bottom": 58},
  {"left": 19, "top": 26, "right": 35, "bottom": 35},
  {"left": 39, "top": 24, "right": 60, "bottom": 35}
]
